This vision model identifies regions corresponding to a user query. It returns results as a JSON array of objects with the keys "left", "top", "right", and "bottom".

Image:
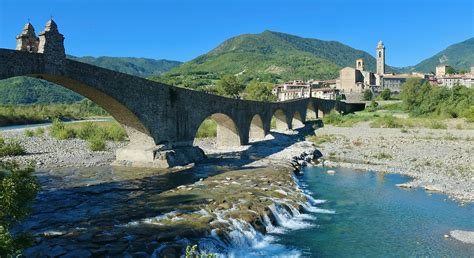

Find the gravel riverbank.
[{"left": 315, "top": 122, "right": 474, "bottom": 203}]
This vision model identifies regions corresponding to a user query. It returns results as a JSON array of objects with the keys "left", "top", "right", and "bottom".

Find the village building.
[{"left": 272, "top": 80, "right": 340, "bottom": 101}]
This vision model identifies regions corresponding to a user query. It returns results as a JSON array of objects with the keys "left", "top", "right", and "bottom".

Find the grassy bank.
[
  {"left": 0, "top": 100, "right": 109, "bottom": 126},
  {"left": 47, "top": 119, "right": 127, "bottom": 151}
]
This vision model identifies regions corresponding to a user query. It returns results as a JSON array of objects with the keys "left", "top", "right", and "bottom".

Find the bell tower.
[
  {"left": 356, "top": 58, "right": 364, "bottom": 71},
  {"left": 376, "top": 41, "right": 385, "bottom": 75}
]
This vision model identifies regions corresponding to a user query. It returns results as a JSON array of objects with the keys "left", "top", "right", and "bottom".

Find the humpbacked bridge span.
[{"left": 0, "top": 20, "right": 365, "bottom": 168}]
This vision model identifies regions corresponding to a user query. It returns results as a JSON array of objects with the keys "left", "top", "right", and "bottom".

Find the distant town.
[{"left": 272, "top": 41, "right": 473, "bottom": 102}]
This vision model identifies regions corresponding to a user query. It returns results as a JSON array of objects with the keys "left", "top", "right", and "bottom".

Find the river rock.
[{"left": 450, "top": 230, "right": 474, "bottom": 244}]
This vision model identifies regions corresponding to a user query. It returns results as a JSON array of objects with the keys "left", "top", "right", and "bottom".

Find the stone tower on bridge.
[
  {"left": 16, "top": 22, "right": 39, "bottom": 53},
  {"left": 16, "top": 19, "right": 65, "bottom": 61},
  {"left": 376, "top": 40, "right": 385, "bottom": 75}
]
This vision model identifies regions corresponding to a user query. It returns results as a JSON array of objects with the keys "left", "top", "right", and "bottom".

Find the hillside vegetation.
[
  {"left": 155, "top": 30, "right": 400, "bottom": 89},
  {"left": 411, "top": 38, "right": 474, "bottom": 73}
]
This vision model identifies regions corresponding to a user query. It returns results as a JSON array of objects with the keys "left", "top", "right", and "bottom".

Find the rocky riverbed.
[
  {"left": 0, "top": 127, "right": 126, "bottom": 168},
  {"left": 315, "top": 122, "right": 474, "bottom": 203},
  {"left": 6, "top": 125, "right": 322, "bottom": 257}
]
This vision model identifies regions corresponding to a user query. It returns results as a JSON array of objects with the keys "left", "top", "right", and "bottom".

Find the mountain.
[
  {"left": 70, "top": 56, "right": 182, "bottom": 77},
  {"left": 159, "top": 30, "right": 399, "bottom": 88},
  {"left": 0, "top": 56, "right": 182, "bottom": 105},
  {"left": 412, "top": 38, "right": 474, "bottom": 73}
]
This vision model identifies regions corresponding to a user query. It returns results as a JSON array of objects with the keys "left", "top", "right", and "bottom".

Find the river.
[{"left": 276, "top": 167, "right": 474, "bottom": 257}]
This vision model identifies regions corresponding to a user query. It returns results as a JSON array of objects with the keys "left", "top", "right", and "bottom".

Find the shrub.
[
  {"left": 77, "top": 122, "right": 98, "bottom": 140},
  {"left": 322, "top": 109, "right": 344, "bottom": 125},
  {"left": 363, "top": 89, "right": 373, "bottom": 101},
  {"left": 428, "top": 120, "right": 447, "bottom": 129},
  {"left": 107, "top": 123, "right": 127, "bottom": 142},
  {"left": 0, "top": 161, "right": 39, "bottom": 256},
  {"left": 370, "top": 115, "right": 403, "bottom": 128},
  {"left": 34, "top": 127, "right": 45, "bottom": 136},
  {"left": 0, "top": 137, "right": 25, "bottom": 157},
  {"left": 195, "top": 119, "right": 217, "bottom": 138},
  {"left": 54, "top": 127, "right": 76, "bottom": 140},
  {"left": 380, "top": 88, "right": 391, "bottom": 100},
  {"left": 365, "top": 100, "right": 379, "bottom": 112},
  {"left": 24, "top": 130, "right": 34, "bottom": 137},
  {"left": 87, "top": 136, "right": 106, "bottom": 151}
]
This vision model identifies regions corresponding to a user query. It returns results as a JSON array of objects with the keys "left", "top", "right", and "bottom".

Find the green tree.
[
  {"left": 216, "top": 75, "right": 245, "bottom": 98},
  {"left": 446, "top": 66, "right": 456, "bottom": 74},
  {"left": 380, "top": 88, "right": 391, "bottom": 100},
  {"left": 243, "top": 81, "right": 277, "bottom": 102},
  {"left": 363, "top": 89, "right": 373, "bottom": 101},
  {"left": 0, "top": 161, "right": 39, "bottom": 256}
]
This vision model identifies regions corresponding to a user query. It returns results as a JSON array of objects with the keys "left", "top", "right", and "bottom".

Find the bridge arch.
[
  {"left": 26, "top": 74, "right": 156, "bottom": 150},
  {"left": 272, "top": 109, "right": 288, "bottom": 131},
  {"left": 194, "top": 113, "right": 241, "bottom": 147},
  {"left": 306, "top": 101, "right": 317, "bottom": 121},
  {"left": 292, "top": 111, "right": 305, "bottom": 129},
  {"left": 249, "top": 114, "right": 265, "bottom": 142}
]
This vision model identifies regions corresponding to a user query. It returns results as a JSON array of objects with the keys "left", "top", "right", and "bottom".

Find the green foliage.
[
  {"left": 363, "top": 89, "right": 373, "bottom": 101},
  {"left": 24, "top": 130, "right": 34, "bottom": 137},
  {"left": 34, "top": 127, "right": 45, "bottom": 136},
  {"left": 401, "top": 78, "right": 474, "bottom": 120},
  {"left": 322, "top": 110, "right": 344, "bottom": 125},
  {"left": 216, "top": 75, "right": 245, "bottom": 98},
  {"left": 370, "top": 115, "right": 403, "bottom": 128},
  {"left": 87, "top": 136, "right": 106, "bottom": 151},
  {"left": 0, "top": 77, "right": 83, "bottom": 105},
  {"left": 0, "top": 161, "right": 39, "bottom": 256},
  {"left": 380, "top": 88, "right": 391, "bottom": 100},
  {"left": 413, "top": 38, "right": 474, "bottom": 72},
  {"left": 185, "top": 244, "right": 216, "bottom": 258},
  {"left": 70, "top": 56, "right": 182, "bottom": 78},
  {"left": 157, "top": 30, "right": 401, "bottom": 90},
  {"left": 306, "top": 134, "right": 337, "bottom": 147},
  {"left": 50, "top": 120, "right": 127, "bottom": 151},
  {"left": 0, "top": 99, "right": 109, "bottom": 127},
  {"left": 365, "top": 100, "right": 379, "bottom": 112},
  {"left": 195, "top": 119, "right": 217, "bottom": 138},
  {"left": 243, "top": 81, "right": 277, "bottom": 102},
  {"left": 50, "top": 119, "right": 76, "bottom": 140},
  {"left": 428, "top": 120, "right": 448, "bottom": 129},
  {"left": 0, "top": 137, "right": 25, "bottom": 158}
]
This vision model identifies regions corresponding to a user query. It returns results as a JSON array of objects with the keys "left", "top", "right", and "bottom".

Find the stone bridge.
[{"left": 0, "top": 20, "right": 365, "bottom": 168}]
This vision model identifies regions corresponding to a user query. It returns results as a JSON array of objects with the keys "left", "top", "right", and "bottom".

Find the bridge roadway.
[{"left": 0, "top": 48, "right": 364, "bottom": 168}]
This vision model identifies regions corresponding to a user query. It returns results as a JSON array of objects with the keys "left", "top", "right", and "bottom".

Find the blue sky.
[{"left": 0, "top": 0, "right": 472, "bottom": 67}]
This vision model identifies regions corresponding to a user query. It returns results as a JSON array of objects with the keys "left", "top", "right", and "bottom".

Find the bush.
[
  {"left": 428, "top": 120, "right": 447, "bottom": 129},
  {"left": 365, "top": 100, "right": 379, "bottom": 112},
  {"left": 370, "top": 115, "right": 403, "bottom": 128},
  {"left": 34, "top": 127, "right": 45, "bottom": 136},
  {"left": 107, "top": 123, "right": 127, "bottom": 142},
  {"left": 24, "top": 130, "right": 34, "bottom": 137},
  {"left": 363, "top": 89, "right": 373, "bottom": 101},
  {"left": 195, "top": 119, "right": 217, "bottom": 138},
  {"left": 76, "top": 122, "right": 99, "bottom": 140},
  {"left": 0, "top": 161, "right": 39, "bottom": 256},
  {"left": 380, "top": 88, "right": 391, "bottom": 100},
  {"left": 0, "top": 137, "right": 25, "bottom": 157},
  {"left": 322, "top": 109, "right": 344, "bottom": 125},
  {"left": 87, "top": 136, "right": 106, "bottom": 151}
]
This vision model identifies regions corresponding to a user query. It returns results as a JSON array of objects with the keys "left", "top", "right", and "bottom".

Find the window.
[{"left": 378, "top": 51, "right": 381, "bottom": 58}]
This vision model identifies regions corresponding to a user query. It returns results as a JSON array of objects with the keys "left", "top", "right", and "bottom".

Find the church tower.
[
  {"left": 356, "top": 58, "right": 364, "bottom": 71},
  {"left": 376, "top": 41, "right": 385, "bottom": 75},
  {"left": 16, "top": 22, "right": 39, "bottom": 52}
]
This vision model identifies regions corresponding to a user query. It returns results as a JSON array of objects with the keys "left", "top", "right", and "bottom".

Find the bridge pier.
[{"left": 114, "top": 144, "right": 206, "bottom": 168}]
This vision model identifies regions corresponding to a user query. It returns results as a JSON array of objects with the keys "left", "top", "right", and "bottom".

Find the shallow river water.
[{"left": 278, "top": 167, "right": 474, "bottom": 257}]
